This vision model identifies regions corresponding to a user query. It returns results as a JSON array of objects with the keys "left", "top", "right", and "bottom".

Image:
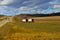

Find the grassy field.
[
  {"left": 0, "top": 16, "right": 8, "bottom": 21},
  {"left": 0, "top": 16, "right": 60, "bottom": 40}
]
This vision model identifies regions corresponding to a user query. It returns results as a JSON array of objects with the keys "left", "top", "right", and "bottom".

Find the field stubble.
[{"left": 1, "top": 16, "right": 60, "bottom": 40}]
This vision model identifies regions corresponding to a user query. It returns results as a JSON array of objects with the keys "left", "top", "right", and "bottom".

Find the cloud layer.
[{"left": 0, "top": 0, "right": 60, "bottom": 16}]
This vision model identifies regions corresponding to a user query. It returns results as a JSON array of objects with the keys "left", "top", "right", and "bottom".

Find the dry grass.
[
  {"left": 3, "top": 25, "right": 60, "bottom": 40},
  {"left": 0, "top": 16, "right": 60, "bottom": 40},
  {"left": 4, "top": 32, "right": 60, "bottom": 40}
]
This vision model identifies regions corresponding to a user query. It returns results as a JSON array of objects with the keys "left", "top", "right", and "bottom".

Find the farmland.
[{"left": 0, "top": 16, "right": 60, "bottom": 40}]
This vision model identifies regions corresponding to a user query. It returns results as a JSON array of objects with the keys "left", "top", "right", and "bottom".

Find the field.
[{"left": 0, "top": 16, "right": 60, "bottom": 40}]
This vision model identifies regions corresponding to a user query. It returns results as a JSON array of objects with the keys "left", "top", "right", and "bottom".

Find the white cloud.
[
  {"left": 49, "top": 0, "right": 60, "bottom": 4},
  {"left": 17, "top": 7, "right": 37, "bottom": 14},
  {"left": 18, "top": 7, "right": 34, "bottom": 11},
  {"left": 0, "top": 0, "right": 16, "bottom": 5},
  {"left": 0, "top": 6, "right": 18, "bottom": 16},
  {"left": 49, "top": 0, "right": 60, "bottom": 8},
  {"left": 53, "top": 5, "right": 60, "bottom": 8},
  {"left": 22, "top": 1, "right": 31, "bottom": 4}
]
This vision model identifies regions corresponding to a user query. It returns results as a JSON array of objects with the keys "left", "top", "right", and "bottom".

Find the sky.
[{"left": 0, "top": 0, "right": 60, "bottom": 16}]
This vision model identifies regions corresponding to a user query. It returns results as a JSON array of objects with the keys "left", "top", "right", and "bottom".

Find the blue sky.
[{"left": 0, "top": 0, "right": 60, "bottom": 16}]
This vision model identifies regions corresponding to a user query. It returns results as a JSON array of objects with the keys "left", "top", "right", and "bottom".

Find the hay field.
[{"left": 0, "top": 16, "right": 60, "bottom": 40}]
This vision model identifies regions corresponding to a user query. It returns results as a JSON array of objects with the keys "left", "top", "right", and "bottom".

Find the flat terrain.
[
  {"left": 0, "top": 16, "right": 8, "bottom": 21},
  {"left": 0, "top": 16, "right": 60, "bottom": 40}
]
